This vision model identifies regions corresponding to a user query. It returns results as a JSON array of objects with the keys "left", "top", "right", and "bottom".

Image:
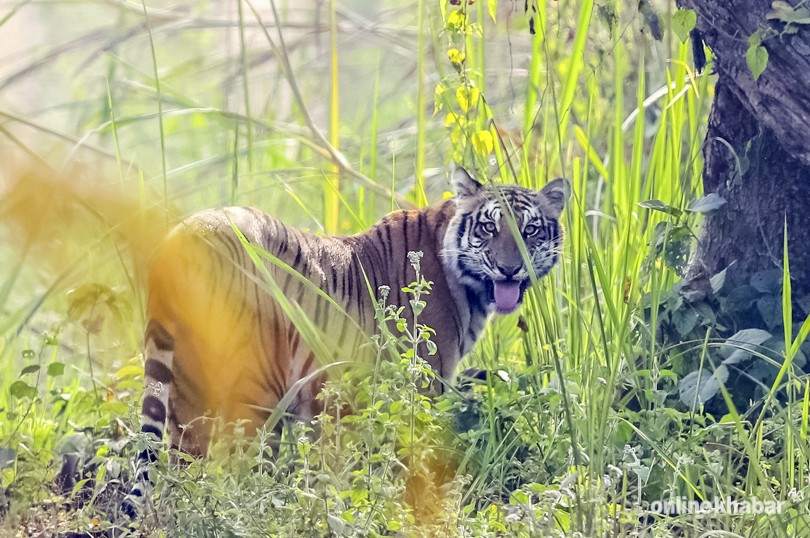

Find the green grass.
[{"left": 1, "top": 0, "right": 810, "bottom": 536}]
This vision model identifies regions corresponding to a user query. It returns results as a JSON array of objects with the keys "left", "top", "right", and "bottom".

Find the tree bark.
[{"left": 677, "top": 0, "right": 810, "bottom": 302}]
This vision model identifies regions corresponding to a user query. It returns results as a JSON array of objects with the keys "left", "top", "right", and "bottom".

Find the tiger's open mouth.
[{"left": 487, "top": 279, "right": 529, "bottom": 315}]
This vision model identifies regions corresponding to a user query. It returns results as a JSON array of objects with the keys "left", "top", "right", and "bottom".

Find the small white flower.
[
  {"left": 407, "top": 251, "right": 424, "bottom": 272},
  {"left": 788, "top": 487, "right": 803, "bottom": 502}
]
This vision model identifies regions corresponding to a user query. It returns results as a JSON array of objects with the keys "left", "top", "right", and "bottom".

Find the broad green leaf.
[
  {"left": 673, "top": 307, "right": 699, "bottom": 336},
  {"left": 686, "top": 193, "right": 726, "bottom": 213},
  {"left": 326, "top": 515, "right": 345, "bottom": 534},
  {"left": 751, "top": 269, "right": 782, "bottom": 294},
  {"left": 9, "top": 380, "right": 37, "bottom": 399},
  {"left": 679, "top": 366, "right": 728, "bottom": 406},
  {"left": 638, "top": 199, "right": 682, "bottom": 217},
  {"left": 721, "top": 328, "right": 773, "bottom": 364},
  {"left": 723, "top": 285, "right": 761, "bottom": 313},
  {"left": 757, "top": 296, "right": 781, "bottom": 331},
  {"left": 747, "top": 34, "right": 769, "bottom": 80},
  {"left": 672, "top": 8, "right": 696, "bottom": 43}
]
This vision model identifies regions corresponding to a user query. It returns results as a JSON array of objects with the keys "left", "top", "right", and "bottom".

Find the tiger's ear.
[
  {"left": 538, "top": 178, "right": 571, "bottom": 219},
  {"left": 451, "top": 167, "right": 484, "bottom": 198}
]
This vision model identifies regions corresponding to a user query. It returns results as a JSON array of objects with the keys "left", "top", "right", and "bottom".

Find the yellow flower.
[
  {"left": 447, "top": 48, "right": 466, "bottom": 66},
  {"left": 444, "top": 112, "right": 466, "bottom": 127},
  {"left": 472, "top": 130, "right": 494, "bottom": 156},
  {"left": 456, "top": 85, "right": 480, "bottom": 112},
  {"left": 447, "top": 10, "right": 466, "bottom": 30}
]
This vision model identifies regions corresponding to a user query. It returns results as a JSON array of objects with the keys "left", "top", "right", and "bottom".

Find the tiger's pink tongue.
[{"left": 493, "top": 281, "right": 521, "bottom": 314}]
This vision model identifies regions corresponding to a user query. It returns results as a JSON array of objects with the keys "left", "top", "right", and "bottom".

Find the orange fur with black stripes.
[{"left": 124, "top": 168, "right": 569, "bottom": 516}]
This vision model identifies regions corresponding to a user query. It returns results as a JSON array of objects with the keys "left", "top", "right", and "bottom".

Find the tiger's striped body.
[
  {"left": 126, "top": 169, "right": 569, "bottom": 513},
  {"left": 141, "top": 202, "right": 466, "bottom": 456}
]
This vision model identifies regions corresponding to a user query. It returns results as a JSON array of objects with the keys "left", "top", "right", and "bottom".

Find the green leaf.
[
  {"left": 638, "top": 199, "right": 682, "bottom": 217},
  {"left": 487, "top": 0, "right": 497, "bottom": 23},
  {"left": 409, "top": 299, "right": 425, "bottom": 316},
  {"left": 9, "top": 380, "right": 37, "bottom": 399},
  {"left": 510, "top": 490, "right": 530, "bottom": 504},
  {"left": 721, "top": 328, "right": 773, "bottom": 364},
  {"left": 672, "top": 8, "right": 697, "bottom": 43},
  {"left": 710, "top": 267, "right": 729, "bottom": 294},
  {"left": 673, "top": 307, "right": 699, "bottom": 337},
  {"left": 679, "top": 366, "right": 728, "bottom": 406},
  {"left": 767, "top": 1, "right": 810, "bottom": 25},
  {"left": 686, "top": 193, "right": 726, "bottom": 213},
  {"left": 757, "top": 296, "right": 781, "bottom": 331},
  {"left": 326, "top": 515, "right": 345, "bottom": 534},
  {"left": 694, "top": 301, "right": 717, "bottom": 326},
  {"left": 746, "top": 33, "right": 769, "bottom": 80},
  {"left": 750, "top": 269, "right": 782, "bottom": 294},
  {"left": 20, "top": 364, "right": 40, "bottom": 375},
  {"left": 425, "top": 339, "right": 437, "bottom": 356},
  {"left": 47, "top": 362, "right": 65, "bottom": 377},
  {"left": 723, "top": 285, "right": 761, "bottom": 313}
]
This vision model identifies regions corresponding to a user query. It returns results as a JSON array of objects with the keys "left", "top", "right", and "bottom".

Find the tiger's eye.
[
  {"left": 523, "top": 224, "right": 539, "bottom": 236},
  {"left": 481, "top": 222, "right": 497, "bottom": 234}
]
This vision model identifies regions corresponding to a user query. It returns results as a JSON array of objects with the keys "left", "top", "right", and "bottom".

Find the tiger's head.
[{"left": 442, "top": 167, "right": 570, "bottom": 315}]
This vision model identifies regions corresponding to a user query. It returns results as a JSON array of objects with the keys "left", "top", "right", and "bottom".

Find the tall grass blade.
[{"left": 326, "top": 0, "right": 340, "bottom": 234}]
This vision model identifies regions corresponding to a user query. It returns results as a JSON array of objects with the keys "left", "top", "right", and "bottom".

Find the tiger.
[{"left": 124, "top": 167, "right": 569, "bottom": 516}]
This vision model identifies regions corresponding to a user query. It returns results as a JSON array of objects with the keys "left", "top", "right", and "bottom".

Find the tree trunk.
[{"left": 677, "top": 0, "right": 810, "bottom": 303}]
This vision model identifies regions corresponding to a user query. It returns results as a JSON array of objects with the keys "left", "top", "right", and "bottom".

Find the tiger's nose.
[{"left": 496, "top": 264, "right": 521, "bottom": 279}]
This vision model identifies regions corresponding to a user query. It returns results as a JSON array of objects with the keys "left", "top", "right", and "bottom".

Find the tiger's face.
[{"left": 442, "top": 168, "right": 570, "bottom": 315}]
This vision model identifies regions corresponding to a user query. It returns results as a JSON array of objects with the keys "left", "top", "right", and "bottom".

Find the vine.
[{"left": 437, "top": 0, "right": 499, "bottom": 179}]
